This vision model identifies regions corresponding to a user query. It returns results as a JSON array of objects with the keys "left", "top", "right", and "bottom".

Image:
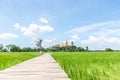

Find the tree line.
[
  {"left": 45, "top": 46, "right": 115, "bottom": 52},
  {"left": 44, "top": 46, "right": 89, "bottom": 52},
  {"left": 0, "top": 44, "right": 89, "bottom": 52},
  {"left": 0, "top": 43, "right": 115, "bottom": 52},
  {"left": 0, "top": 44, "right": 40, "bottom": 52}
]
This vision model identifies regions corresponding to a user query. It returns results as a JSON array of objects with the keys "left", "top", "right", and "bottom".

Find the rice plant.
[
  {"left": 52, "top": 52, "right": 120, "bottom": 80},
  {"left": 0, "top": 52, "right": 39, "bottom": 70}
]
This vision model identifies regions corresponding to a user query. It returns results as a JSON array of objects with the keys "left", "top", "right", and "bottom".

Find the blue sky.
[{"left": 0, "top": 0, "right": 120, "bottom": 50}]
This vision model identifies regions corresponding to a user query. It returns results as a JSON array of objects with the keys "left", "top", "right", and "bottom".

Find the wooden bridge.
[{"left": 0, "top": 53, "right": 70, "bottom": 80}]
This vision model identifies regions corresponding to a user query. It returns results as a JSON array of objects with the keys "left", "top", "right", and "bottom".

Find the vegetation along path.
[{"left": 0, "top": 53, "right": 70, "bottom": 80}]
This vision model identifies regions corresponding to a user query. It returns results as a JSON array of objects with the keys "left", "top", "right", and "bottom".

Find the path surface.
[{"left": 0, "top": 53, "right": 70, "bottom": 80}]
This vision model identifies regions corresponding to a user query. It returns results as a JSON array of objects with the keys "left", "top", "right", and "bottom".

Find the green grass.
[
  {"left": 0, "top": 52, "right": 39, "bottom": 70},
  {"left": 51, "top": 52, "right": 120, "bottom": 80}
]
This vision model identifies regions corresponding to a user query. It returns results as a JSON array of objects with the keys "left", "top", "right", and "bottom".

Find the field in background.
[
  {"left": 0, "top": 52, "right": 39, "bottom": 70},
  {"left": 52, "top": 52, "right": 120, "bottom": 80}
]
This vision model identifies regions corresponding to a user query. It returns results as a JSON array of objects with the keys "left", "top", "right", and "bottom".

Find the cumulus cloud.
[
  {"left": 39, "top": 17, "right": 48, "bottom": 24},
  {"left": 14, "top": 23, "right": 54, "bottom": 37},
  {"left": 68, "top": 35, "right": 80, "bottom": 42},
  {"left": 39, "top": 25, "right": 54, "bottom": 32},
  {"left": 81, "top": 36, "right": 120, "bottom": 50},
  {"left": 71, "top": 35, "right": 79, "bottom": 39},
  {"left": 81, "top": 36, "right": 120, "bottom": 44},
  {"left": 0, "top": 33, "right": 18, "bottom": 39}
]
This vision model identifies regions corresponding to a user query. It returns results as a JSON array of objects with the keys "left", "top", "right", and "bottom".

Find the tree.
[
  {"left": 2, "top": 48, "right": 8, "bottom": 52},
  {"left": 0, "top": 44, "right": 3, "bottom": 52},
  {"left": 32, "top": 48, "right": 39, "bottom": 52},
  {"left": 21, "top": 47, "right": 28, "bottom": 52},
  {"left": 21, "top": 47, "right": 32, "bottom": 52},
  {"left": 105, "top": 48, "right": 113, "bottom": 52},
  {"left": 71, "top": 46, "right": 77, "bottom": 52},
  {"left": 6, "top": 44, "right": 21, "bottom": 52},
  {"left": 6, "top": 44, "right": 13, "bottom": 51},
  {"left": 86, "top": 46, "right": 89, "bottom": 51},
  {"left": 10, "top": 45, "right": 21, "bottom": 52},
  {"left": 36, "top": 39, "right": 43, "bottom": 52},
  {"left": 77, "top": 47, "right": 82, "bottom": 52}
]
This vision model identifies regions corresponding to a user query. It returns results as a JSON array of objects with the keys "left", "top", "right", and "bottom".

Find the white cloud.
[
  {"left": 39, "top": 17, "right": 48, "bottom": 24},
  {"left": 71, "top": 35, "right": 79, "bottom": 39},
  {"left": 14, "top": 23, "right": 20, "bottom": 29},
  {"left": 44, "top": 39, "right": 53, "bottom": 43},
  {"left": 32, "top": 37, "right": 38, "bottom": 41},
  {"left": 31, "top": 37, "right": 38, "bottom": 44},
  {"left": 81, "top": 36, "right": 120, "bottom": 44},
  {"left": 44, "top": 38, "right": 56, "bottom": 43},
  {"left": 96, "top": 29, "right": 120, "bottom": 37},
  {"left": 39, "top": 25, "right": 54, "bottom": 32},
  {"left": 14, "top": 23, "right": 54, "bottom": 37},
  {"left": 0, "top": 33, "right": 18, "bottom": 39},
  {"left": 67, "top": 21, "right": 120, "bottom": 35},
  {"left": 81, "top": 36, "right": 98, "bottom": 44},
  {"left": 81, "top": 36, "right": 120, "bottom": 50},
  {"left": 68, "top": 35, "right": 80, "bottom": 42},
  {"left": 20, "top": 24, "right": 39, "bottom": 36},
  {"left": 68, "top": 26, "right": 93, "bottom": 33},
  {"left": 43, "top": 38, "right": 57, "bottom": 48},
  {"left": 68, "top": 39, "right": 76, "bottom": 42}
]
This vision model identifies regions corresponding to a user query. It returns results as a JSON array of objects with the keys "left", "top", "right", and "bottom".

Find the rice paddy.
[
  {"left": 0, "top": 52, "right": 39, "bottom": 70},
  {"left": 52, "top": 52, "right": 120, "bottom": 80}
]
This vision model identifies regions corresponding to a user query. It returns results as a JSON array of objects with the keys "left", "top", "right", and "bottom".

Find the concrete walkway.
[{"left": 0, "top": 53, "right": 70, "bottom": 80}]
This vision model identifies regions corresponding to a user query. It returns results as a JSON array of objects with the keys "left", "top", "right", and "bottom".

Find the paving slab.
[{"left": 0, "top": 53, "right": 70, "bottom": 80}]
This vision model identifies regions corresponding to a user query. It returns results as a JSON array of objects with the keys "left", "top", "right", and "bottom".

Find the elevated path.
[{"left": 0, "top": 53, "right": 70, "bottom": 80}]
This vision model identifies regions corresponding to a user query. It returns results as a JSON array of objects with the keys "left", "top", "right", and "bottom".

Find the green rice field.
[
  {"left": 52, "top": 52, "right": 120, "bottom": 80},
  {"left": 0, "top": 52, "right": 39, "bottom": 70}
]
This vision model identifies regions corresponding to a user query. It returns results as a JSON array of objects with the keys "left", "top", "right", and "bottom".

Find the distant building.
[
  {"left": 56, "top": 40, "right": 74, "bottom": 47},
  {"left": 65, "top": 40, "right": 69, "bottom": 47},
  {"left": 71, "top": 41, "right": 74, "bottom": 46}
]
